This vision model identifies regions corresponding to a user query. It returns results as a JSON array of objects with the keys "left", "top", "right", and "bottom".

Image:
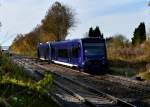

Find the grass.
[
  {"left": 0, "top": 54, "right": 58, "bottom": 107},
  {"left": 0, "top": 83, "right": 57, "bottom": 107},
  {"left": 138, "top": 72, "right": 150, "bottom": 80},
  {"left": 107, "top": 40, "right": 150, "bottom": 80},
  {"left": 109, "top": 67, "right": 136, "bottom": 77},
  {"left": 0, "top": 54, "right": 30, "bottom": 81}
]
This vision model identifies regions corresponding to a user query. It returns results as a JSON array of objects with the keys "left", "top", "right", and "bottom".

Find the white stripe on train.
[{"left": 52, "top": 60, "right": 78, "bottom": 67}]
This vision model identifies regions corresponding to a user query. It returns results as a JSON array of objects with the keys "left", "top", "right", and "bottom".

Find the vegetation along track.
[
  {"left": 11, "top": 55, "right": 140, "bottom": 107},
  {"left": 12, "top": 56, "right": 94, "bottom": 107}
]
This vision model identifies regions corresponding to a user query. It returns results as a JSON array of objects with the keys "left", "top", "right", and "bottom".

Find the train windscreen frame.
[{"left": 82, "top": 38, "right": 106, "bottom": 56}]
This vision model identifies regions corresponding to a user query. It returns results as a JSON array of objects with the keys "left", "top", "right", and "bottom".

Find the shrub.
[
  {"left": 107, "top": 38, "right": 150, "bottom": 77},
  {"left": 0, "top": 55, "right": 55, "bottom": 107},
  {"left": 138, "top": 72, "right": 150, "bottom": 80}
]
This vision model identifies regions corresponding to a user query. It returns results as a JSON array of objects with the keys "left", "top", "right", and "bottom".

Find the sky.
[{"left": 0, "top": 0, "right": 150, "bottom": 46}]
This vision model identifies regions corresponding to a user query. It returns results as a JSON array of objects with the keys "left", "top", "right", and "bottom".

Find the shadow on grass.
[
  {"left": 107, "top": 59, "right": 150, "bottom": 77},
  {"left": 108, "top": 59, "right": 149, "bottom": 70}
]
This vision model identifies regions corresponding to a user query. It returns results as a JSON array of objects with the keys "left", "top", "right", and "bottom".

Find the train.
[{"left": 37, "top": 37, "right": 107, "bottom": 74}]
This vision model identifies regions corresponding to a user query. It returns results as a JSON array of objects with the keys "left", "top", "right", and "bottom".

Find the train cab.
[{"left": 80, "top": 38, "right": 107, "bottom": 73}]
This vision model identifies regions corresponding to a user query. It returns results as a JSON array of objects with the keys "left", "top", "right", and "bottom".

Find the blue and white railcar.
[{"left": 37, "top": 38, "right": 107, "bottom": 73}]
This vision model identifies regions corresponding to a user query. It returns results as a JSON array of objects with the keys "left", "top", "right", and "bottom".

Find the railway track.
[
  {"left": 11, "top": 55, "right": 139, "bottom": 107},
  {"left": 13, "top": 57, "right": 92, "bottom": 107},
  {"left": 37, "top": 59, "right": 150, "bottom": 94}
]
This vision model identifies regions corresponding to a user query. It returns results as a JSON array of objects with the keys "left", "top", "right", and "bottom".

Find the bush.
[
  {"left": 0, "top": 73, "right": 54, "bottom": 107},
  {"left": 0, "top": 55, "right": 28, "bottom": 81},
  {"left": 138, "top": 72, "right": 150, "bottom": 80},
  {"left": 0, "top": 55, "right": 55, "bottom": 107},
  {"left": 107, "top": 37, "right": 150, "bottom": 77},
  {"left": 107, "top": 40, "right": 150, "bottom": 62}
]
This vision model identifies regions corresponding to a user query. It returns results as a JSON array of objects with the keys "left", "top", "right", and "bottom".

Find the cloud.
[
  {"left": 0, "top": 0, "right": 50, "bottom": 45},
  {"left": 66, "top": 0, "right": 150, "bottom": 39}
]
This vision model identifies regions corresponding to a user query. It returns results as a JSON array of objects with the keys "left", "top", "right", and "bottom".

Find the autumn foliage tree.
[
  {"left": 10, "top": 2, "right": 75, "bottom": 56},
  {"left": 42, "top": 2, "right": 75, "bottom": 41},
  {"left": 10, "top": 27, "right": 56, "bottom": 56}
]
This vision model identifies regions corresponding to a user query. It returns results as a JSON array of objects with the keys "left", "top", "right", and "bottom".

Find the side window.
[
  {"left": 72, "top": 46, "right": 79, "bottom": 58},
  {"left": 58, "top": 49, "right": 68, "bottom": 58}
]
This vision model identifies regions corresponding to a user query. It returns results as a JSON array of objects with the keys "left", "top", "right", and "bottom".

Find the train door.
[
  {"left": 47, "top": 43, "right": 52, "bottom": 62},
  {"left": 51, "top": 45, "right": 56, "bottom": 60},
  {"left": 71, "top": 44, "right": 81, "bottom": 66}
]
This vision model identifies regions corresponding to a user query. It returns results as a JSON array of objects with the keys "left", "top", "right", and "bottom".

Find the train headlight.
[
  {"left": 100, "top": 57, "right": 106, "bottom": 64},
  {"left": 102, "top": 60, "right": 106, "bottom": 64},
  {"left": 102, "top": 57, "right": 105, "bottom": 59},
  {"left": 82, "top": 62, "right": 85, "bottom": 65}
]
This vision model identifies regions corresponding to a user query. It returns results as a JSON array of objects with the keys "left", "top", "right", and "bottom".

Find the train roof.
[
  {"left": 51, "top": 37, "right": 105, "bottom": 44},
  {"left": 38, "top": 37, "right": 105, "bottom": 46}
]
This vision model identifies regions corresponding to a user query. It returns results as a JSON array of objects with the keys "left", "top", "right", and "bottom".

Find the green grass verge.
[
  {"left": 138, "top": 72, "right": 150, "bottom": 80},
  {"left": 0, "top": 83, "right": 58, "bottom": 107}
]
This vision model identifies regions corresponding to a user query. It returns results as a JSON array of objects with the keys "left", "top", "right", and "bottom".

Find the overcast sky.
[{"left": 0, "top": 0, "right": 150, "bottom": 46}]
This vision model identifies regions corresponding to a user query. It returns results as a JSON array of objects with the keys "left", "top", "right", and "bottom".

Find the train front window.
[{"left": 83, "top": 43, "right": 105, "bottom": 56}]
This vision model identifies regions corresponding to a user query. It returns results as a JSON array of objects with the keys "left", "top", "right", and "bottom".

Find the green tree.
[
  {"left": 132, "top": 22, "right": 146, "bottom": 45},
  {"left": 88, "top": 26, "right": 104, "bottom": 38},
  {"left": 88, "top": 27, "right": 94, "bottom": 37},
  {"left": 42, "top": 2, "right": 75, "bottom": 41},
  {"left": 94, "top": 26, "right": 103, "bottom": 38},
  {"left": 140, "top": 23, "right": 146, "bottom": 41}
]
